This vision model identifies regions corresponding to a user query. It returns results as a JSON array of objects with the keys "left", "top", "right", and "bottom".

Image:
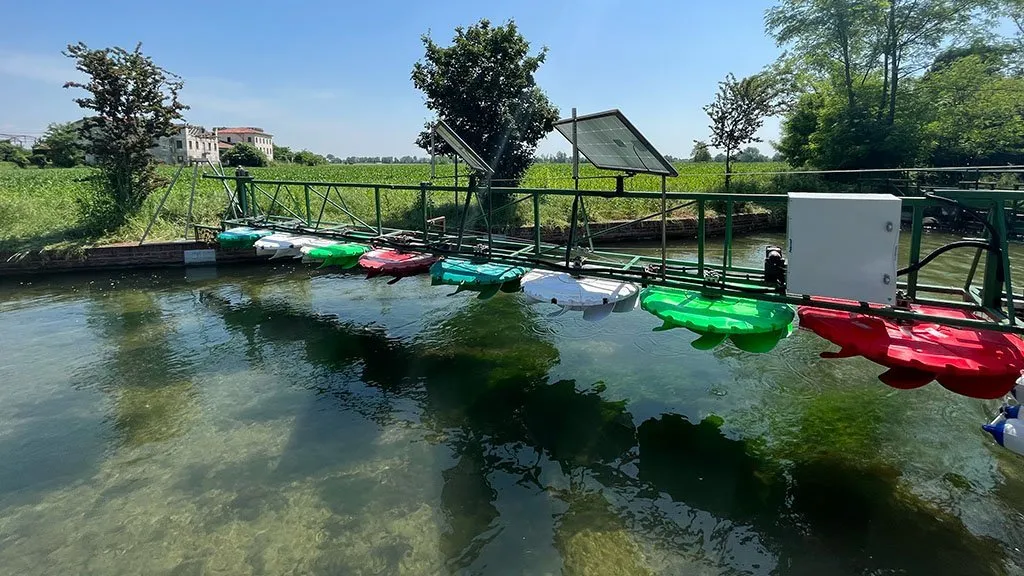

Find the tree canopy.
[
  {"left": 411, "top": 18, "right": 559, "bottom": 185},
  {"left": 704, "top": 73, "right": 786, "bottom": 184},
  {"left": 691, "top": 141, "right": 712, "bottom": 162},
  {"left": 765, "top": 0, "right": 1018, "bottom": 170},
  {"left": 38, "top": 121, "right": 84, "bottom": 168},
  {"left": 64, "top": 42, "right": 187, "bottom": 228},
  {"left": 222, "top": 143, "right": 268, "bottom": 167}
]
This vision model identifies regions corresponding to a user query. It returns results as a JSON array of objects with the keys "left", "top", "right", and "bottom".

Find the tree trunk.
[
  {"left": 878, "top": 48, "right": 889, "bottom": 120},
  {"left": 886, "top": 0, "right": 898, "bottom": 125},
  {"left": 888, "top": 52, "right": 899, "bottom": 125},
  {"left": 840, "top": 28, "right": 855, "bottom": 110},
  {"left": 725, "top": 149, "right": 732, "bottom": 191}
]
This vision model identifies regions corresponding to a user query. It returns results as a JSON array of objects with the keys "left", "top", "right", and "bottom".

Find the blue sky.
[{"left": 0, "top": 0, "right": 785, "bottom": 158}]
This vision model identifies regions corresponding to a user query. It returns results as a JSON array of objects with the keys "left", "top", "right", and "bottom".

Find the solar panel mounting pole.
[
  {"left": 565, "top": 108, "right": 580, "bottom": 268},
  {"left": 661, "top": 174, "right": 667, "bottom": 280},
  {"left": 430, "top": 128, "right": 436, "bottom": 179}
]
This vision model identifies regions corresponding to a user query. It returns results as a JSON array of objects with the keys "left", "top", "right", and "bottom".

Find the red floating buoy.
[
  {"left": 359, "top": 248, "right": 437, "bottom": 284},
  {"left": 798, "top": 301, "right": 1024, "bottom": 399}
]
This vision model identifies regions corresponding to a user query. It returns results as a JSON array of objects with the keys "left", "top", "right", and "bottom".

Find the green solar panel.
[{"left": 554, "top": 110, "right": 678, "bottom": 177}]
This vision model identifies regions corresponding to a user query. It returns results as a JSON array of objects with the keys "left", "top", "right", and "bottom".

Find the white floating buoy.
[
  {"left": 982, "top": 412, "right": 1024, "bottom": 457},
  {"left": 520, "top": 269, "right": 639, "bottom": 322},
  {"left": 1011, "top": 372, "right": 1024, "bottom": 403}
]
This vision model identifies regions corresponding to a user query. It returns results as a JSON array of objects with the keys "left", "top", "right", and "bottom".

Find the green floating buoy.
[
  {"left": 430, "top": 258, "right": 528, "bottom": 299},
  {"left": 639, "top": 286, "right": 795, "bottom": 353},
  {"left": 304, "top": 243, "right": 368, "bottom": 269},
  {"left": 216, "top": 227, "right": 273, "bottom": 249}
]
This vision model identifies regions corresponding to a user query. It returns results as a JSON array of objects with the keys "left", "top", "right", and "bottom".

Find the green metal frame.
[{"left": 206, "top": 173, "right": 1024, "bottom": 335}]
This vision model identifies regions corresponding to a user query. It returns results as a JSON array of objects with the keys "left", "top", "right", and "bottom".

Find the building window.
[
  {"left": 226, "top": 136, "right": 232, "bottom": 143},
  {"left": 248, "top": 137, "right": 252, "bottom": 143},
  {"left": 176, "top": 140, "right": 183, "bottom": 149}
]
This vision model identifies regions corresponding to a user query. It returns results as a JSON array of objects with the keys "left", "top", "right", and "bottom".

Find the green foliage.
[
  {"left": 704, "top": 73, "right": 787, "bottom": 185},
  {"left": 691, "top": 141, "right": 713, "bottom": 162},
  {"left": 63, "top": 42, "right": 187, "bottom": 231},
  {"left": 1, "top": 162, "right": 797, "bottom": 252},
  {"left": 0, "top": 141, "right": 29, "bottom": 168},
  {"left": 273, "top": 144, "right": 294, "bottom": 163},
  {"left": 767, "top": 1, "right": 1010, "bottom": 170},
  {"left": 735, "top": 146, "right": 770, "bottom": 162},
  {"left": 411, "top": 18, "right": 559, "bottom": 185},
  {"left": 919, "top": 54, "right": 1024, "bottom": 166},
  {"left": 39, "top": 122, "right": 84, "bottom": 167},
  {"left": 222, "top": 143, "right": 268, "bottom": 167},
  {"left": 29, "top": 153, "right": 48, "bottom": 168},
  {"left": 292, "top": 150, "right": 327, "bottom": 166}
]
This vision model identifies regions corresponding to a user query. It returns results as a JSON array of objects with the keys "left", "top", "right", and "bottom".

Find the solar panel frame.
[
  {"left": 433, "top": 120, "right": 494, "bottom": 176},
  {"left": 553, "top": 109, "right": 678, "bottom": 177}
]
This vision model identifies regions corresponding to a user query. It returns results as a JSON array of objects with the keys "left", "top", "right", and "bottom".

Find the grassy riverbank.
[{"left": 0, "top": 162, "right": 807, "bottom": 252}]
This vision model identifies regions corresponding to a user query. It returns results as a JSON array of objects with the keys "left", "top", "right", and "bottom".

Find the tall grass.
[{"left": 0, "top": 162, "right": 805, "bottom": 252}]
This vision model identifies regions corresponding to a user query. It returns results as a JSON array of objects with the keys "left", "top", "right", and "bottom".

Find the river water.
[{"left": 1, "top": 232, "right": 1023, "bottom": 576}]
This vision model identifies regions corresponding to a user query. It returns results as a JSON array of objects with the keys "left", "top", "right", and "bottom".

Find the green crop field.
[{"left": 0, "top": 162, "right": 804, "bottom": 252}]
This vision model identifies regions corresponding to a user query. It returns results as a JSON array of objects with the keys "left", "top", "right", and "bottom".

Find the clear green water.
[{"left": 1, "top": 233, "right": 1023, "bottom": 576}]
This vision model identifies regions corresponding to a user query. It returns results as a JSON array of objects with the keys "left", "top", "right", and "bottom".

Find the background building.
[
  {"left": 152, "top": 124, "right": 220, "bottom": 165},
  {"left": 216, "top": 127, "right": 274, "bottom": 162}
]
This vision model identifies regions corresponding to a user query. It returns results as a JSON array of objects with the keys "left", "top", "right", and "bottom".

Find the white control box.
[{"left": 786, "top": 193, "right": 901, "bottom": 305}]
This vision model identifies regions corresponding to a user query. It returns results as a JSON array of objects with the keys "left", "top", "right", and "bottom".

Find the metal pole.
[
  {"left": 697, "top": 199, "right": 705, "bottom": 275},
  {"left": 454, "top": 156, "right": 459, "bottom": 189},
  {"left": 236, "top": 168, "right": 250, "bottom": 217},
  {"left": 661, "top": 174, "right": 667, "bottom": 280},
  {"left": 304, "top": 184, "right": 312, "bottom": 226},
  {"left": 486, "top": 178, "right": 493, "bottom": 254},
  {"left": 184, "top": 161, "right": 198, "bottom": 239},
  {"left": 374, "top": 186, "right": 382, "bottom": 235},
  {"left": 430, "top": 128, "right": 436, "bottom": 180},
  {"left": 908, "top": 205, "right": 924, "bottom": 299},
  {"left": 565, "top": 107, "right": 580, "bottom": 267},
  {"left": 533, "top": 191, "right": 541, "bottom": 256},
  {"left": 139, "top": 161, "right": 186, "bottom": 245},
  {"left": 420, "top": 182, "right": 429, "bottom": 243}
]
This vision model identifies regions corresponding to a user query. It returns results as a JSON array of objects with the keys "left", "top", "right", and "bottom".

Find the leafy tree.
[
  {"left": 735, "top": 146, "right": 769, "bottom": 162},
  {"left": 29, "top": 153, "right": 48, "bottom": 168},
  {"left": 0, "top": 140, "right": 29, "bottom": 168},
  {"left": 411, "top": 18, "right": 559, "bottom": 185},
  {"left": 920, "top": 54, "right": 1024, "bottom": 165},
  {"left": 775, "top": 92, "right": 822, "bottom": 167},
  {"left": 691, "top": 140, "right": 713, "bottom": 162},
  {"left": 293, "top": 150, "right": 327, "bottom": 166},
  {"left": 63, "top": 42, "right": 187, "bottom": 228},
  {"left": 273, "top": 144, "right": 294, "bottom": 163},
  {"left": 704, "top": 73, "right": 786, "bottom": 187},
  {"left": 767, "top": 0, "right": 995, "bottom": 126},
  {"left": 39, "top": 121, "right": 84, "bottom": 167},
  {"left": 222, "top": 143, "right": 267, "bottom": 167},
  {"left": 712, "top": 153, "right": 727, "bottom": 162}
]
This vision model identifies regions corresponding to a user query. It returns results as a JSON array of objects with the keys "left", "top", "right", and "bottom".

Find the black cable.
[
  {"left": 924, "top": 192, "right": 1000, "bottom": 241},
  {"left": 897, "top": 240, "right": 994, "bottom": 276}
]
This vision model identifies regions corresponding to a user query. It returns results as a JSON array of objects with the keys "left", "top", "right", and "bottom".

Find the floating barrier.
[
  {"left": 983, "top": 412, "right": 1024, "bottom": 456},
  {"left": 255, "top": 234, "right": 340, "bottom": 259},
  {"left": 639, "top": 287, "right": 795, "bottom": 353},
  {"left": 303, "top": 243, "right": 369, "bottom": 268},
  {"left": 216, "top": 227, "right": 272, "bottom": 249},
  {"left": 359, "top": 248, "right": 438, "bottom": 283},
  {"left": 521, "top": 269, "right": 639, "bottom": 322},
  {"left": 430, "top": 258, "right": 528, "bottom": 299},
  {"left": 799, "top": 301, "right": 1024, "bottom": 399}
]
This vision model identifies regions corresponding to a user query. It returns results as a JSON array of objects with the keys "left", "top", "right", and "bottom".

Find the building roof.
[
  {"left": 218, "top": 141, "right": 234, "bottom": 149},
  {"left": 215, "top": 127, "right": 273, "bottom": 137}
]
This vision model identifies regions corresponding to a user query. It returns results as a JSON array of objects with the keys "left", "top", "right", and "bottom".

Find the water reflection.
[
  {"left": 83, "top": 290, "right": 198, "bottom": 448},
  {"left": 195, "top": 286, "right": 1006, "bottom": 575}
]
